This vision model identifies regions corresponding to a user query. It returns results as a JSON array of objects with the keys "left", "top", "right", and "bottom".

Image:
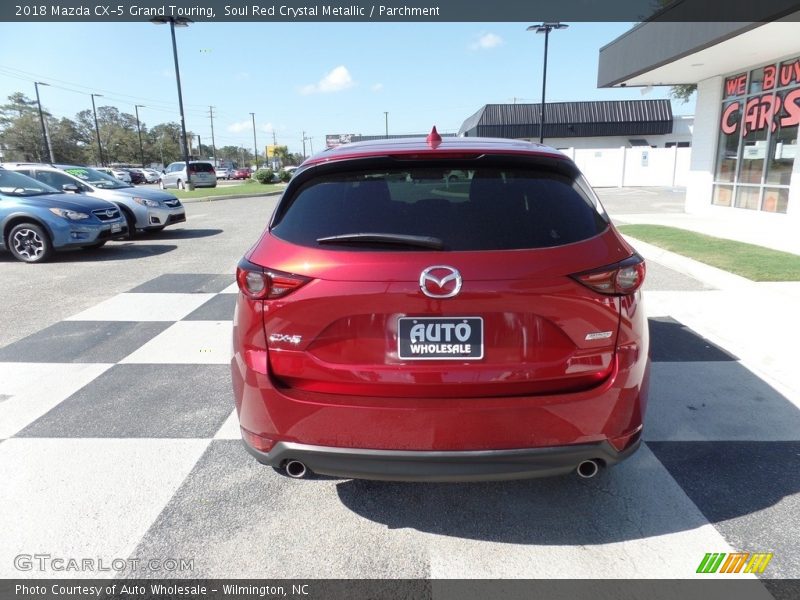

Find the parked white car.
[
  {"left": 142, "top": 169, "right": 161, "bottom": 184},
  {"left": 96, "top": 167, "right": 131, "bottom": 184}
]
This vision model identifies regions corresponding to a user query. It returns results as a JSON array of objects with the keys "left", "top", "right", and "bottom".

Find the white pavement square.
[
  {"left": 0, "top": 363, "right": 112, "bottom": 439},
  {"left": 646, "top": 362, "right": 800, "bottom": 442},
  {"left": 0, "top": 438, "right": 210, "bottom": 578},
  {"left": 213, "top": 410, "right": 241, "bottom": 439},
  {"left": 120, "top": 321, "right": 233, "bottom": 364},
  {"left": 66, "top": 293, "right": 216, "bottom": 322},
  {"left": 426, "top": 446, "right": 753, "bottom": 580}
]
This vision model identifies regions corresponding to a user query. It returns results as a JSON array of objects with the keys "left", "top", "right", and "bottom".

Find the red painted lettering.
[
  {"left": 763, "top": 65, "right": 776, "bottom": 90},
  {"left": 780, "top": 88, "right": 800, "bottom": 128},
  {"left": 780, "top": 60, "right": 800, "bottom": 87},
  {"left": 725, "top": 74, "right": 746, "bottom": 97},
  {"left": 742, "top": 97, "right": 760, "bottom": 136},
  {"left": 721, "top": 101, "right": 740, "bottom": 134}
]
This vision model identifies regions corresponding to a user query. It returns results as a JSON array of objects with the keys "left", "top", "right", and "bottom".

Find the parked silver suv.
[
  {"left": 160, "top": 161, "right": 217, "bottom": 189},
  {"left": 4, "top": 164, "right": 186, "bottom": 237}
]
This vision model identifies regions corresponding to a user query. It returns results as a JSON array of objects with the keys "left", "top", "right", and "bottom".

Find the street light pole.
[
  {"left": 250, "top": 112, "right": 258, "bottom": 170},
  {"left": 134, "top": 104, "right": 146, "bottom": 167},
  {"left": 152, "top": 16, "right": 194, "bottom": 189},
  {"left": 33, "top": 82, "right": 54, "bottom": 163},
  {"left": 527, "top": 22, "right": 568, "bottom": 144},
  {"left": 384, "top": 112, "right": 389, "bottom": 139},
  {"left": 90, "top": 93, "right": 105, "bottom": 166}
]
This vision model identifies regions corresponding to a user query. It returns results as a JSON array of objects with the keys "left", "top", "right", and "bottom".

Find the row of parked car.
[
  {"left": 0, "top": 163, "right": 186, "bottom": 263},
  {"left": 96, "top": 167, "right": 162, "bottom": 185}
]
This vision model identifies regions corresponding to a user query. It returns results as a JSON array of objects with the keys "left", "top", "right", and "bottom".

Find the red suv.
[{"left": 232, "top": 130, "right": 649, "bottom": 481}]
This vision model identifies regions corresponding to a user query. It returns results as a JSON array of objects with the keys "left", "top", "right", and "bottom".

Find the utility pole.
[
  {"left": 33, "top": 82, "right": 54, "bottom": 163},
  {"left": 90, "top": 93, "right": 105, "bottom": 166},
  {"left": 384, "top": 111, "right": 389, "bottom": 139},
  {"left": 249, "top": 112, "right": 258, "bottom": 169},
  {"left": 302, "top": 131, "right": 306, "bottom": 158},
  {"left": 195, "top": 134, "right": 202, "bottom": 159},
  {"left": 134, "top": 104, "right": 146, "bottom": 167},
  {"left": 208, "top": 106, "right": 217, "bottom": 167}
]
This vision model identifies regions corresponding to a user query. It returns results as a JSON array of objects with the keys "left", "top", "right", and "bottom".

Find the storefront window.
[
  {"left": 765, "top": 90, "right": 799, "bottom": 186},
  {"left": 762, "top": 188, "right": 789, "bottom": 213},
  {"left": 712, "top": 185, "right": 734, "bottom": 207},
  {"left": 714, "top": 102, "right": 740, "bottom": 182},
  {"left": 734, "top": 186, "right": 761, "bottom": 210},
  {"left": 714, "top": 57, "right": 798, "bottom": 214},
  {"left": 740, "top": 122, "right": 767, "bottom": 184}
]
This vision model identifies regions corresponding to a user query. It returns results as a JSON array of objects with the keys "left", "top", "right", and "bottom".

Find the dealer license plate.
[{"left": 397, "top": 316, "right": 483, "bottom": 360}]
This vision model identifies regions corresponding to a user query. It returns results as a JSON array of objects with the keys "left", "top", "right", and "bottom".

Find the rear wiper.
[{"left": 316, "top": 233, "right": 444, "bottom": 250}]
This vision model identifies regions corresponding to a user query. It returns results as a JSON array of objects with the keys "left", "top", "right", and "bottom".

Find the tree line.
[{"left": 0, "top": 92, "right": 303, "bottom": 168}]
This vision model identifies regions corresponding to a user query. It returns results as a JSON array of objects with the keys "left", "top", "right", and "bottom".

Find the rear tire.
[{"left": 8, "top": 222, "right": 53, "bottom": 263}]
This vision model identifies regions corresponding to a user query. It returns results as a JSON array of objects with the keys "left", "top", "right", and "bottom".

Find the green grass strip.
[
  {"left": 618, "top": 224, "right": 800, "bottom": 282},
  {"left": 170, "top": 182, "right": 283, "bottom": 199}
]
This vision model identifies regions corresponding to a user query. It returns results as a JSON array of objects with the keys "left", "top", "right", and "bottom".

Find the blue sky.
[{"left": 0, "top": 22, "right": 694, "bottom": 155}]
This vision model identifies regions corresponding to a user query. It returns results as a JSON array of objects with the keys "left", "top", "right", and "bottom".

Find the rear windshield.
[
  {"left": 190, "top": 163, "right": 214, "bottom": 173},
  {"left": 272, "top": 167, "right": 609, "bottom": 251}
]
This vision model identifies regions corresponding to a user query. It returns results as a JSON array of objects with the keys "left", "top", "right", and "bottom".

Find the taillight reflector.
[
  {"left": 236, "top": 258, "right": 311, "bottom": 300},
  {"left": 572, "top": 254, "right": 646, "bottom": 296}
]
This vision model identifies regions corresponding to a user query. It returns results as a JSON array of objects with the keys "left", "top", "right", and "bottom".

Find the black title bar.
[{"left": 3, "top": 0, "right": 800, "bottom": 22}]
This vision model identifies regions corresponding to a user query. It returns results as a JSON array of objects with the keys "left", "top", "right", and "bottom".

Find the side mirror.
[
  {"left": 62, "top": 183, "right": 80, "bottom": 193},
  {"left": 162, "top": 169, "right": 166, "bottom": 174}
]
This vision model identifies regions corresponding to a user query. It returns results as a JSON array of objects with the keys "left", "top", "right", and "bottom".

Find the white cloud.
[
  {"left": 226, "top": 120, "right": 251, "bottom": 133},
  {"left": 300, "top": 65, "right": 355, "bottom": 95},
  {"left": 470, "top": 32, "right": 503, "bottom": 50},
  {"left": 260, "top": 122, "right": 274, "bottom": 133},
  {"left": 371, "top": 83, "right": 384, "bottom": 93}
]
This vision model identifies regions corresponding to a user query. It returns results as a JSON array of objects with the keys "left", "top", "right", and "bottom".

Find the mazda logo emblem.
[{"left": 419, "top": 265, "right": 462, "bottom": 299}]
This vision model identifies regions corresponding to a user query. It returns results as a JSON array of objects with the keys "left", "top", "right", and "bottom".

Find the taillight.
[
  {"left": 236, "top": 258, "right": 311, "bottom": 300},
  {"left": 571, "top": 254, "right": 646, "bottom": 296}
]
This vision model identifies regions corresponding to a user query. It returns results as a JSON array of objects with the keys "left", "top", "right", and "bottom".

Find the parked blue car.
[{"left": 0, "top": 169, "right": 127, "bottom": 263}]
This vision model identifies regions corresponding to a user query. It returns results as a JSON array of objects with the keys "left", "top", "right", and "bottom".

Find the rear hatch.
[{"left": 248, "top": 156, "right": 635, "bottom": 398}]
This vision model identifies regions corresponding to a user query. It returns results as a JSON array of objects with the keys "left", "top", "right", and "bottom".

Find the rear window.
[
  {"left": 190, "top": 163, "right": 215, "bottom": 173},
  {"left": 272, "top": 167, "right": 609, "bottom": 251}
]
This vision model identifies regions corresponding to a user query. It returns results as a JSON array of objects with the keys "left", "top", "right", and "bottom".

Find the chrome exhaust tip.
[
  {"left": 284, "top": 460, "right": 308, "bottom": 479},
  {"left": 576, "top": 459, "right": 600, "bottom": 479}
]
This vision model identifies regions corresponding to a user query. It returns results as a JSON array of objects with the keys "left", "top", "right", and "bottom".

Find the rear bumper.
[{"left": 243, "top": 437, "right": 641, "bottom": 482}]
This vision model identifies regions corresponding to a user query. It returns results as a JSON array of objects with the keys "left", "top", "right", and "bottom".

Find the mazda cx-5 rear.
[{"left": 231, "top": 131, "right": 649, "bottom": 481}]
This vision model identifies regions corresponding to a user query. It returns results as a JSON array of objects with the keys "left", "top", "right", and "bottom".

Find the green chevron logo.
[{"left": 697, "top": 552, "right": 773, "bottom": 574}]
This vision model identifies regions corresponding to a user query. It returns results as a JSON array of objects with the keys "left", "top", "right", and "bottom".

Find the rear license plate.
[
  {"left": 398, "top": 317, "right": 483, "bottom": 360},
  {"left": 111, "top": 223, "right": 122, "bottom": 233}
]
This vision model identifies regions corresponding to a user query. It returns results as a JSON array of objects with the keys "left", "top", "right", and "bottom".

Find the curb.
[
  {"left": 179, "top": 190, "right": 284, "bottom": 203},
  {"left": 620, "top": 234, "right": 754, "bottom": 291}
]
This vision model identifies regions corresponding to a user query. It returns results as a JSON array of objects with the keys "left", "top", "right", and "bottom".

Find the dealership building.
[{"left": 599, "top": 18, "right": 800, "bottom": 222}]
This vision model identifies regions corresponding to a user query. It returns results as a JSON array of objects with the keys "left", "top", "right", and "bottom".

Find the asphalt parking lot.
[{"left": 1, "top": 189, "right": 798, "bottom": 584}]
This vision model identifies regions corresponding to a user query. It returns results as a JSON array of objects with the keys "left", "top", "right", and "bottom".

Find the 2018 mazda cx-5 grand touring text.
[{"left": 232, "top": 130, "right": 649, "bottom": 481}]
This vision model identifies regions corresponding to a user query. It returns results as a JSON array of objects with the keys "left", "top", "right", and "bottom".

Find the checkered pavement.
[{"left": 1, "top": 269, "right": 798, "bottom": 581}]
